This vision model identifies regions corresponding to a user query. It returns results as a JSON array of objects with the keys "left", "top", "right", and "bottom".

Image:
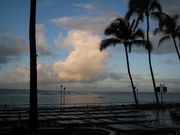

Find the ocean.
[
  {"left": 0, "top": 89, "right": 180, "bottom": 106},
  {"left": 0, "top": 89, "right": 180, "bottom": 127}
]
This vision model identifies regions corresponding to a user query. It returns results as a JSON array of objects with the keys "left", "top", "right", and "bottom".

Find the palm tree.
[
  {"left": 154, "top": 14, "right": 180, "bottom": 61},
  {"left": 29, "top": 0, "right": 38, "bottom": 130},
  {"left": 100, "top": 18, "right": 145, "bottom": 105},
  {"left": 126, "top": 0, "right": 162, "bottom": 104}
]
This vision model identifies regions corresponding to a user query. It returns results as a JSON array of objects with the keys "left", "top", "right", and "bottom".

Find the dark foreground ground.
[
  {"left": 0, "top": 127, "right": 179, "bottom": 135},
  {"left": 0, "top": 103, "right": 180, "bottom": 135}
]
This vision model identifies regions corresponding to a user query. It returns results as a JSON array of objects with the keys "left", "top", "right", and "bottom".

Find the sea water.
[
  {"left": 0, "top": 89, "right": 180, "bottom": 106},
  {"left": 0, "top": 89, "right": 180, "bottom": 127}
]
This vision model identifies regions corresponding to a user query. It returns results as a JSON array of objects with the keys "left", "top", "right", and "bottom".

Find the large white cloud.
[{"left": 54, "top": 30, "right": 108, "bottom": 82}]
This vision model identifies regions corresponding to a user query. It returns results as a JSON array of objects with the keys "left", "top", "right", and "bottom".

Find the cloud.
[
  {"left": 0, "top": 63, "right": 58, "bottom": 87},
  {"left": 107, "top": 72, "right": 128, "bottom": 80},
  {"left": 37, "top": 63, "right": 58, "bottom": 84},
  {"left": 51, "top": 13, "right": 179, "bottom": 55},
  {"left": 160, "top": 59, "right": 175, "bottom": 65},
  {"left": 36, "top": 24, "right": 52, "bottom": 56},
  {"left": 54, "top": 30, "right": 108, "bottom": 82},
  {"left": 75, "top": 3, "right": 97, "bottom": 10},
  {"left": 0, "top": 35, "right": 26, "bottom": 64},
  {"left": 0, "top": 66, "right": 29, "bottom": 85},
  {"left": 160, "top": 0, "right": 180, "bottom": 15},
  {"left": 51, "top": 13, "right": 117, "bottom": 34}
]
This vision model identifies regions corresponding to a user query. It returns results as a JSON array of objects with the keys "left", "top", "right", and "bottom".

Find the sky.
[{"left": 0, "top": 0, "right": 180, "bottom": 93}]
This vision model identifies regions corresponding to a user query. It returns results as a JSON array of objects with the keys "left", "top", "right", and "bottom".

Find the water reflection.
[
  {"left": 65, "top": 91, "right": 104, "bottom": 105},
  {"left": 145, "top": 109, "right": 178, "bottom": 126}
]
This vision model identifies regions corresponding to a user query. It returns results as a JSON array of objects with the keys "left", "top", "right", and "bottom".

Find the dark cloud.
[
  {"left": 0, "top": 35, "right": 26, "bottom": 64},
  {"left": 108, "top": 72, "right": 128, "bottom": 80}
]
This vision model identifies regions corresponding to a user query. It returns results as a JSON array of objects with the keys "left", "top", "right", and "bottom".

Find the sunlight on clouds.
[
  {"left": 37, "top": 63, "right": 57, "bottom": 84},
  {"left": 54, "top": 30, "right": 108, "bottom": 82}
]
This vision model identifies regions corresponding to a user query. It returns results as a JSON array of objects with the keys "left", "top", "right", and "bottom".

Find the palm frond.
[
  {"left": 128, "top": 0, "right": 136, "bottom": 9},
  {"left": 145, "top": 41, "right": 153, "bottom": 52},
  {"left": 137, "top": 13, "right": 144, "bottom": 22},
  {"left": 100, "top": 38, "right": 120, "bottom": 51},
  {"left": 116, "top": 18, "right": 127, "bottom": 27},
  {"left": 125, "top": 10, "right": 133, "bottom": 20},
  {"left": 158, "top": 35, "right": 171, "bottom": 47},
  {"left": 127, "top": 40, "right": 147, "bottom": 53},
  {"left": 149, "top": 0, "right": 162, "bottom": 12},
  {"left": 177, "top": 24, "right": 180, "bottom": 30},
  {"left": 172, "top": 14, "right": 179, "bottom": 23},
  {"left": 104, "top": 18, "right": 127, "bottom": 38},
  {"left": 175, "top": 31, "right": 180, "bottom": 42},
  {"left": 153, "top": 28, "right": 166, "bottom": 35},
  {"left": 132, "top": 39, "right": 147, "bottom": 47},
  {"left": 134, "top": 28, "right": 145, "bottom": 39},
  {"left": 134, "top": 19, "right": 140, "bottom": 30},
  {"left": 104, "top": 21, "right": 118, "bottom": 36},
  {"left": 151, "top": 11, "right": 164, "bottom": 23},
  {"left": 130, "top": 19, "right": 135, "bottom": 30}
]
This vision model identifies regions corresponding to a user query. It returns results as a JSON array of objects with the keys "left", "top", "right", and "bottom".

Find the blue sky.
[{"left": 0, "top": 0, "right": 180, "bottom": 93}]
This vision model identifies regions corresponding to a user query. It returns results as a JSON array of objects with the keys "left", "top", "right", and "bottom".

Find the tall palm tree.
[
  {"left": 154, "top": 14, "right": 180, "bottom": 61},
  {"left": 126, "top": 0, "right": 162, "bottom": 104},
  {"left": 100, "top": 18, "right": 145, "bottom": 105},
  {"left": 29, "top": 0, "right": 38, "bottom": 130}
]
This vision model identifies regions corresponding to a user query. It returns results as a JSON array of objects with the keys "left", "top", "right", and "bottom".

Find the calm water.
[
  {"left": 0, "top": 89, "right": 180, "bottom": 106},
  {"left": 0, "top": 89, "right": 180, "bottom": 127}
]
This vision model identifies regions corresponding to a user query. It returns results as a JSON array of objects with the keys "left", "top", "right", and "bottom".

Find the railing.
[{"left": 1, "top": 101, "right": 180, "bottom": 111}]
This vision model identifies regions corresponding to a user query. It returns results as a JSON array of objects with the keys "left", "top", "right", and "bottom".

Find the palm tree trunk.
[
  {"left": 125, "top": 45, "right": 138, "bottom": 105},
  {"left": 148, "top": 50, "right": 159, "bottom": 104},
  {"left": 172, "top": 36, "right": 180, "bottom": 61},
  {"left": 29, "top": 0, "right": 38, "bottom": 131},
  {"left": 146, "top": 15, "right": 159, "bottom": 104}
]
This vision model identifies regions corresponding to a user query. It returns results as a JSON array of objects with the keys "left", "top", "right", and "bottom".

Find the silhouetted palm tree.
[
  {"left": 29, "top": 0, "right": 37, "bottom": 131},
  {"left": 100, "top": 18, "right": 145, "bottom": 105},
  {"left": 126, "top": 0, "right": 162, "bottom": 104},
  {"left": 154, "top": 14, "right": 180, "bottom": 61}
]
